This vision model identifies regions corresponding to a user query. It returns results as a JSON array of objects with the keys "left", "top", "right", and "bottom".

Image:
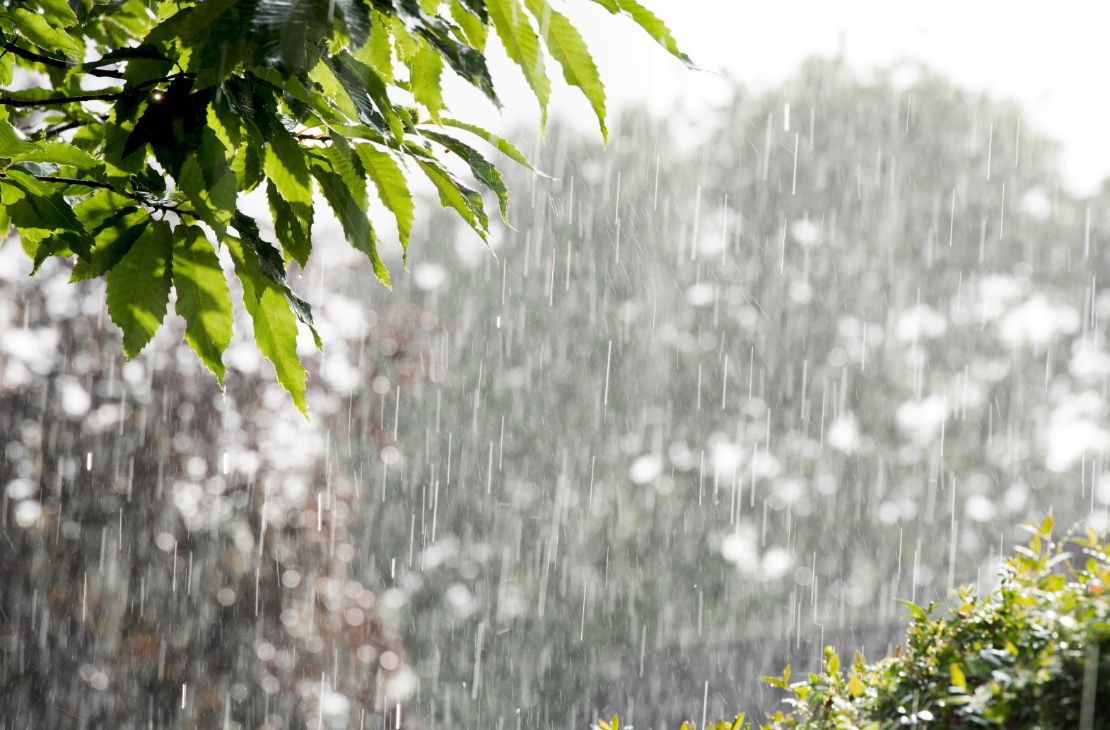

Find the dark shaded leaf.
[
  {"left": 231, "top": 211, "right": 319, "bottom": 332},
  {"left": 422, "top": 130, "right": 509, "bottom": 223},
  {"left": 413, "top": 156, "right": 488, "bottom": 239},
  {"left": 125, "top": 77, "right": 214, "bottom": 176},
  {"left": 309, "top": 158, "right": 391, "bottom": 287}
]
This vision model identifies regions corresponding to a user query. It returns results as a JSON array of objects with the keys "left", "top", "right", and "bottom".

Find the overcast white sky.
[{"left": 444, "top": 1, "right": 1110, "bottom": 196}]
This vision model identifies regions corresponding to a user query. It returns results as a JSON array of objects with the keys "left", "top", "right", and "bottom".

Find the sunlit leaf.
[
  {"left": 8, "top": 8, "right": 84, "bottom": 59},
  {"left": 356, "top": 144, "right": 413, "bottom": 250},
  {"left": 437, "top": 117, "right": 545, "bottom": 174},
  {"left": 264, "top": 127, "right": 314, "bottom": 208},
  {"left": 451, "top": 0, "right": 488, "bottom": 50},
  {"left": 523, "top": 0, "right": 607, "bottom": 140},
  {"left": 487, "top": 0, "right": 549, "bottom": 124},
  {"left": 172, "top": 224, "right": 232, "bottom": 384},
  {"left": 950, "top": 663, "right": 967, "bottom": 691},
  {"left": 898, "top": 599, "right": 930, "bottom": 622},
  {"left": 227, "top": 233, "right": 309, "bottom": 414},
  {"left": 592, "top": 0, "right": 693, "bottom": 66},
  {"left": 267, "top": 179, "right": 313, "bottom": 267},
  {"left": 106, "top": 219, "right": 173, "bottom": 357}
]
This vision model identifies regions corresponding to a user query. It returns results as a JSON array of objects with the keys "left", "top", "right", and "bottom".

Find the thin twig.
[
  {"left": 31, "top": 174, "right": 115, "bottom": 191},
  {"left": 1, "top": 90, "right": 128, "bottom": 107},
  {"left": 1, "top": 41, "right": 123, "bottom": 78},
  {"left": 0, "top": 75, "right": 181, "bottom": 108},
  {"left": 31, "top": 175, "right": 192, "bottom": 217},
  {"left": 31, "top": 119, "right": 93, "bottom": 141}
]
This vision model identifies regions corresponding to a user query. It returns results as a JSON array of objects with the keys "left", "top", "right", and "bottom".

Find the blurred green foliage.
[{"left": 623, "top": 517, "right": 1110, "bottom": 728}]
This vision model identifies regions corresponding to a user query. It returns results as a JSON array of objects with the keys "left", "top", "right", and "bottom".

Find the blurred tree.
[
  {"left": 0, "top": 245, "right": 436, "bottom": 727},
  {"left": 354, "top": 58, "right": 1110, "bottom": 727}
]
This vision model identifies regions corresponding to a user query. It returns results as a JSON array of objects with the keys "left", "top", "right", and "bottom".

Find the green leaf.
[
  {"left": 177, "top": 152, "right": 236, "bottom": 237},
  {"left": 8, "top": 8, "right": 84, "bottom": 60},
  {"left": 230, "top": 211, "right": 319, "bottom": 334},
  {"left": 38, "top": 0, "right": 79, "bottom": 28},
  {"left": 106, "top": 219, "right": 173, "bottom": 358},
  {"left": 422, "top": 130, "right": 510, "bottom": 224},
  {"left": 487, "top": 0, "right": 550, "bottom": 124},
  {"left": 354, "top": 11, "right": 394, "bottom": 79},
  {"left": 619, "top": 0, "right": 691, "bottom": 64},
  {"left": 231, "top": 142, "right": 264, "bottom": 190},
  {"left": 762, "top": 675, "right": 787, "bottom": 690},
  {"left": 0, "top": 120, "right": 34, "bottom": 157},
  {"left": 0, "top": 178, "right": 24, "bottom": 205},
  {"left": 250, "top": 68, "right": 351, "bottom": 131},
  {"left": 334, "top": 0, "right": 372, "bottom": 47},
  {"left": 524, "top": 0, "right": 607, "bottom": 140},
  {"left": 170, "top": 0, "right": 259, "bottom": 88},
  {"left": 0, "top": 49, "right": 13, "bottom": 86},
  {"left": 394, "top": 20, "right": 444, "bottom": 120},
  {"left": 12, "top": 143, "right": 100, "bottom": 170},
  {"left": 825, "top": 648, "right": 840, "bottom": 675},
  {"left": 264, "top": 127, "right": 314, "bottom": 207},
  {"left": 70, "top": 208, "right": 150, "bottom": 281},
  {"left": 172, "top": 225, "right": 233, "bottom": 384},
  {"left": 125, "top": 77, "right": 215, "bottom": 176},
  {"left": 950, "top": 663, "right": 967, "bottom": 691},
  {"left": 438, "top": 117, "right": 545, "bottom": 174},
  {"left": 267, "top": 180, "right": 313, "bottom": 267},
  {"left": 594, "top": 0, "right": 693, "bottom": 66},
  {"left": 227, "top": 234, "right": 309, "bottom": 415},
  {"left": 2, "top": 173, "right": 95, "bottom": 266},
  {"left": 415, "top": 157, "right": 489, "bottom": 239},
  {"left": 450, "top": 0, "right": 488, "bottom": 50},
  {"left": 323, "top": 132, "right": 366, "bottom": 205},
  {"left": 898, "top": 599, "right": 930, "bottom": 622},
  {"left": 310, "top": 159, "right": 391, "bottom": 287},
  {"left": 407, "top": 14, "right": 498, "bottom": 105},
  {"left": 323, "top": 53, "right": 394, "bottom": 138},
  {"left": 1, "top": 170, "right": 85, "bottom": 234},
  {"left": 356, "top": 144, "right": 413, "bottom": 250},
  {"left": 409, "top": 40, "right": 445, "bottom": 119}
]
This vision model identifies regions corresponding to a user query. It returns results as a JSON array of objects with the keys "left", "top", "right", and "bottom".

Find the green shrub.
[{"left": 605, "top": 516, "right": 1110, "bottom": 729}]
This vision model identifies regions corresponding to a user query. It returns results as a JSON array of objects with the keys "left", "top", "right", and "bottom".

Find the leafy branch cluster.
[
  {"left": 0, "top": 0, "right": 687, "bottom": 411},
  {"left": 614, "top": 516, "right": 1110, "bottom": 729}
]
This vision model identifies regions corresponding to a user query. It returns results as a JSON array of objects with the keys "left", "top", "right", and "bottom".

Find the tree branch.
[
  {"left": 0, "top": 90, "right": 129, "bottom": 107},
  {"left": 32, "top": 175, "right": 193, "bottom": 217},
  {"left": 31, "top": 119, "right": 95, "bottom": 141},
  {"left": 0, "top": 75, "right": 181, "bottom": 108},
  {"left": 1, "top": 41, "right": 124, "bottom": 78}
]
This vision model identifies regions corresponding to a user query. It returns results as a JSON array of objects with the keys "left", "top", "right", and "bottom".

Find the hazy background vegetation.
[{"left": 3, "top": 58, "right": 1110, "bottom": 728}]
